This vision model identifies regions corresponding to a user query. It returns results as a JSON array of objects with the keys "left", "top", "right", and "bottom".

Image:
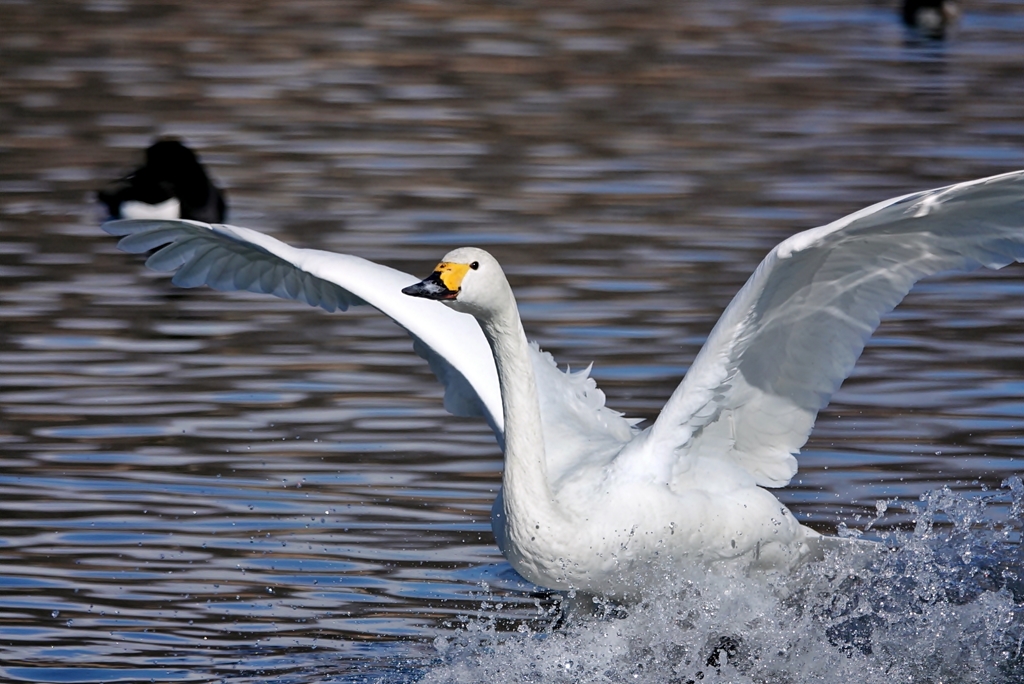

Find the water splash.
[{"left": 419, "top": 480, "right": 1024, "bottom": 684}]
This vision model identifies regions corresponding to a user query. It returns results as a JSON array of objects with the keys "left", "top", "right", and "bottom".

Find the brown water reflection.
[{"left": 2, "top": 0, "right": 1024, "bottom": 681}]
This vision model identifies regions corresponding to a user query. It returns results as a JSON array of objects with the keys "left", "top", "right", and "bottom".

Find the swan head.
[{"left": 402, "top": 247, "right": 510, "bottom": 317}]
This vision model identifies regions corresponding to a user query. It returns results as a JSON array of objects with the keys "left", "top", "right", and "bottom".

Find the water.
[{"left": 2, "top": 0, "right": 1024, "bottom": 681}]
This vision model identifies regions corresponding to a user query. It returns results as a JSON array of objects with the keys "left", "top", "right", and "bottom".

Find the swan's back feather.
[
  {"left": 644, "top": 170, "right": 1024, "bottom": 488},
  {"left": 529, "top": 344, "right": 639, "bottom": 483},
  {"left": 104, "top": 219, "right": 503, "bottom": 432}
]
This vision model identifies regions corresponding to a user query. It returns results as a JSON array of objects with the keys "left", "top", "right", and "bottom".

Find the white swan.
[{"left": 103, "top": 169, "right": 1024, "bottom": 595}]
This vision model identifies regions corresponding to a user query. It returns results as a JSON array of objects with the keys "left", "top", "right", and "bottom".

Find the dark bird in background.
[
  {"left": 99, "top": 139, "right": 227, "bottom": 223},
  {"left": 901, "top": 0, "right": 959, "bottom": 39}
]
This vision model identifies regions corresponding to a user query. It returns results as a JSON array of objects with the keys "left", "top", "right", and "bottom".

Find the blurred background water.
[{"left": 2, "top": 0, "right": 1024, "bottom": 682}]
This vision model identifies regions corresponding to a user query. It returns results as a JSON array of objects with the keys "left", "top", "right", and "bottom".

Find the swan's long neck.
[{"left": 477, "top": 293, "right": 561, "bottom": 540}]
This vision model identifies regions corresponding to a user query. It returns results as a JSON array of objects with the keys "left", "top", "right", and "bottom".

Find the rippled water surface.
[{"left": 3, "top": 0, "right": 1024, "bottom": 682}]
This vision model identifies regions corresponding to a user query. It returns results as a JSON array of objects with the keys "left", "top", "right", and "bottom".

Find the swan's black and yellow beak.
[{"left": 402, "top": 262, "right": 470, "bottom": 301}]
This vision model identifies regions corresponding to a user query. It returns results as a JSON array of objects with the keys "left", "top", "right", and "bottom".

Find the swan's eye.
[{"left": 470, "top": 261, "right": 479, "bottom": 270}]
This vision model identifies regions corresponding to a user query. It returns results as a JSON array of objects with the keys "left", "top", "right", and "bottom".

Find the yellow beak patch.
[{"left": 435, "top": 262, "right": 470, "bottom": 292}]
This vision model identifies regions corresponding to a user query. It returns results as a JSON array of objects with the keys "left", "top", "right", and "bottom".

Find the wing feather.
[
  {"left": 104, "top": 219, "right": 503, "bottom": 431},
  {"left": 644, "top": 170, "right": 1024, "bottom": 488}
]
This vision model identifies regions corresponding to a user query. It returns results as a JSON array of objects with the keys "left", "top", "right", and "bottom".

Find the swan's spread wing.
[
  {"left": 103, "top": 219, "right": 503, "bottom": 432},
  {"left": 646, "top": 170, "right": 1024, "bottom": 488}
]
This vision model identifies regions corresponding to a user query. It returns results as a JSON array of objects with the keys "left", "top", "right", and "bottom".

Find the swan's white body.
[{"left": 104, "top": 170, "right": 1024, "bottom": 595}]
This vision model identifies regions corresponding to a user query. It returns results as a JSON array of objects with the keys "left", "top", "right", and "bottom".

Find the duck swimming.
[
  {"left": 103, "top": 170, "right": 1024, "bottom": 595},
  {"left": 99, "top": 139, "right": 227, "bottom": 223}
]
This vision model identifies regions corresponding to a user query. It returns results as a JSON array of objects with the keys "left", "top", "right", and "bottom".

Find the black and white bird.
[
  {"left": 901, "top": 0, "right": 959, "bottom": 40},
  {"left": 99, "top": 139, "right": 226, "bottom": 223}
]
